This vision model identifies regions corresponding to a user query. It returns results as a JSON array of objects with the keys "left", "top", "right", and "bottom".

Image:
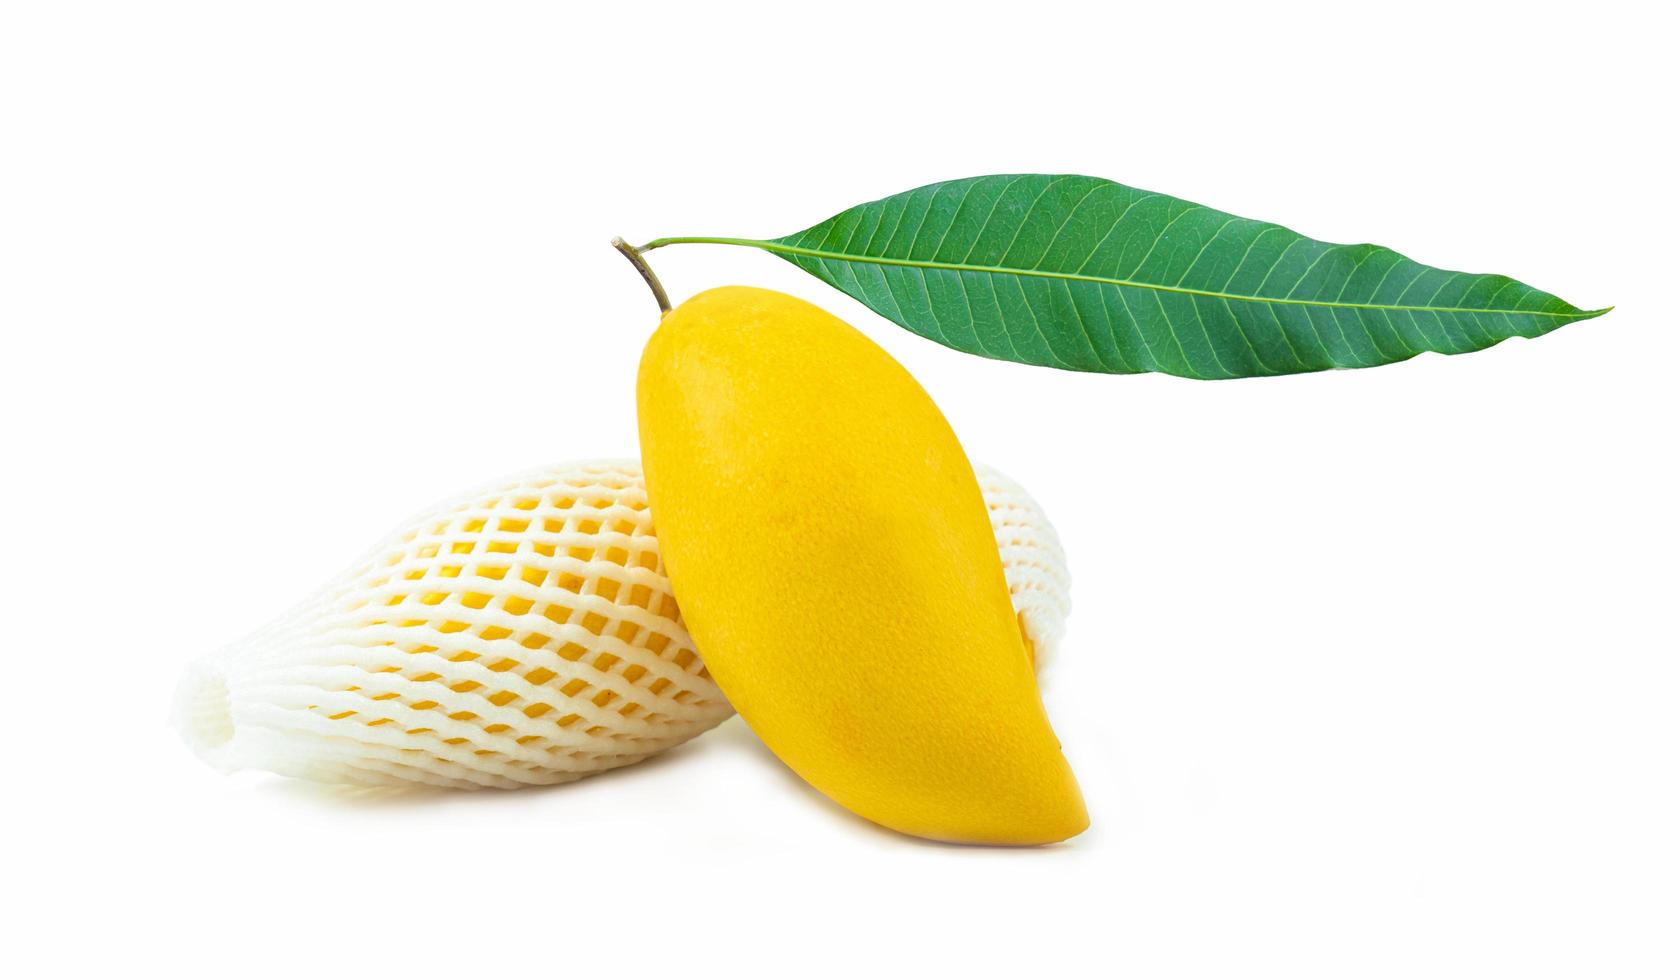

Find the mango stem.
[{"left": 611, "top": 237, "right": 672, "bottom": 315}]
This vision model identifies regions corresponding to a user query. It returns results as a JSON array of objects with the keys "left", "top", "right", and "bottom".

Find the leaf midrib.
[{"left": 641, "top": 237, "right": 1606, "bottom": 319}]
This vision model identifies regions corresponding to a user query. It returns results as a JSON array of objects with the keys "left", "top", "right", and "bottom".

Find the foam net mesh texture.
[{"left": 175, "top": 460, "right": 1070, "bottom": 789}]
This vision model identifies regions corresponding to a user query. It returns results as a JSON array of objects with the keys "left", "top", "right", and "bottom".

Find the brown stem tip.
[{"left": 611, "top": 236, "right": 672, "bottom": 315}]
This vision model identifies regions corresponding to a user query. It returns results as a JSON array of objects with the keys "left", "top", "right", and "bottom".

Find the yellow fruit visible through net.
[{"left": 174, "top": 459, "right": 1069, "bottom": 789}]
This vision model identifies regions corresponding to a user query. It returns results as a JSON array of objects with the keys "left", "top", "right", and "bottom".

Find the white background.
[{"left": 3, "top": 2, "right": 1675, "bottom": 977}]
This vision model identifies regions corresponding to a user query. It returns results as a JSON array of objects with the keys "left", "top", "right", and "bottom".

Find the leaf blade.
[{"left": 706, "top": 174, "right": 1608, "bottom": 379}]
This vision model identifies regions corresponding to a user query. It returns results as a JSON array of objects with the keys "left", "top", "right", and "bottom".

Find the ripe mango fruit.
[
  {"left": 637, "top": 286, "right": 1087, "bottom": 845},
  {"left": 171, "top": 459, "right": 1071, "bottom": 790}
]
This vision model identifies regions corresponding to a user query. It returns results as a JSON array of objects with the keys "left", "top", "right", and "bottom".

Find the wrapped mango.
[{"left": 174, "top": 460, "right": 1069, "bottom": 789}]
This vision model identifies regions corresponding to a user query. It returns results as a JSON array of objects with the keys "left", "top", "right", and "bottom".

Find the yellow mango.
[{"left": 638, "top": 286, "right": 1087, "bottom": 845}]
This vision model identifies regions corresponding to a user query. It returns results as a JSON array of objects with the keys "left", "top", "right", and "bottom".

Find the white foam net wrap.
[
  {"left": 976, "top": 466, "right": 1073, "bottom": 664},
  {"left": 175, "top": 460, "right": 1071, "bottom": 789}
]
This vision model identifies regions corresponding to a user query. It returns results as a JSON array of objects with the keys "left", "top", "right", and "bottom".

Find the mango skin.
[{"left": 637, "top": 286, "right": 1087, "bottom": 845}]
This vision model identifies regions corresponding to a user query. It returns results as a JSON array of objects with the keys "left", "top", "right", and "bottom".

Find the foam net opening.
[{"left": 176, "top": 664, "right": 236, "bottom": 752}]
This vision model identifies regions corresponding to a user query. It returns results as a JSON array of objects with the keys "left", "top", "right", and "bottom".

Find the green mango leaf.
[{"left": 641, "top": 174, "right": 1609, "bottom": 380}]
